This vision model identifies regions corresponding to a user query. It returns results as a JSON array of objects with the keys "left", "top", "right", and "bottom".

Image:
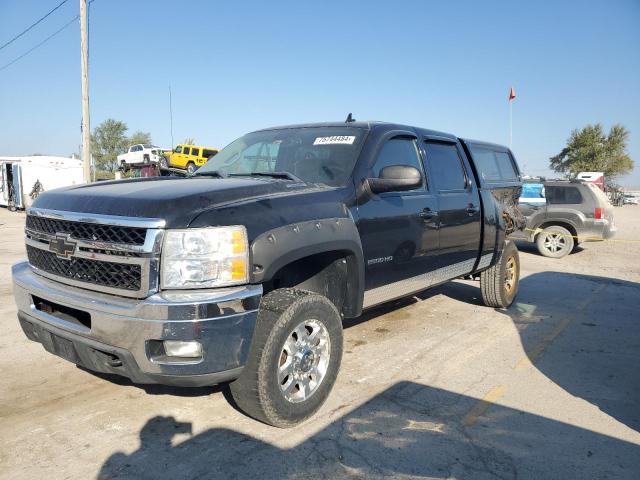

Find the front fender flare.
[{"left": 250, "top": 217, "right": 364, "bottom": 317}]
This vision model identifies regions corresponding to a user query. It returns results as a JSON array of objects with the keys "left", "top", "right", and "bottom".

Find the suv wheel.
[
  {"left": 159, "top": 156, "right": 168, "bottom": 169},
  {"left": 230, "top": 288, "right": 343, "bottom": 428},
  {"left": 536, "top": 225, "right": 574, "bottom": 258},
  {"left": 480, "top": 240, "right": 520, "bottom": 308},
  {"left": 186, "top": 162, "right": 196, "bottom": 174}
]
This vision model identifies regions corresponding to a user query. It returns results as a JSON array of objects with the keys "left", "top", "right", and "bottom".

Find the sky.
[{"left": 1, "top": 0, "right": 639, "bottom": 186}]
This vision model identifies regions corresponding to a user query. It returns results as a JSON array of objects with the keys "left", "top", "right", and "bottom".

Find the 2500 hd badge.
[{"left": 12, "top": 119, "right": 524, "bottom": 427}]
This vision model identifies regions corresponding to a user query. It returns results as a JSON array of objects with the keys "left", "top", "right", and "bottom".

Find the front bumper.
[{"left": 12, "top": 261, "right": 261, "bottom": 387}]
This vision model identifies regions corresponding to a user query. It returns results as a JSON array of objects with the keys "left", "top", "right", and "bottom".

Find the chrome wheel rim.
[
  {"left": 278, "top": 319, "right": 331, "bottom": 403},
  {"left": 543, "top": 233, "right": 567, "bottom": 253},
  {"left": 504, "top": 256, "right": 516, "bottom": 294}
]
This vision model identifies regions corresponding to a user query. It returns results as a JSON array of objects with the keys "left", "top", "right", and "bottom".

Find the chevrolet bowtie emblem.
[{"left": 49, "top": 234, "right": 77, "bottom": 258}]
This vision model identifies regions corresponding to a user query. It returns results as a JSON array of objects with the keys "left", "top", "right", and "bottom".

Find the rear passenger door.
[
  {"left": 191, "top": 147, "right": 201, "bottom": 166},
  {"left": 357, "top": 134, "right": 440, "bottom": 304},
  {"left": 422, "top": 139, "right": 482, "bottom": 269}
]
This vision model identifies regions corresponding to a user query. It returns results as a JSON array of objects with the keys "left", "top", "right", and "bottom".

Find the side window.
[
  {"left": 467, "top": 146, "right": 518, "bottom": 182},
  {"left": 191, "top": 148, "right": 200, "bottom": 157},
  {"left": 372, "top": 138, "right": 424, "bottom": 191},
  {"left": 424, "top": 142, "right": 467, "bottom": 191},
  {"left": 494, "top": 152, "right": 518, "bottom": 181},
  {"left": 175, "top": 146, "right": 182, "bottom": 154},
  {"left": 183, "top": 147, "right": 191, "bottom": 155},
  {"left": 546, "top": 186, "right": 583, "bottom": 204},
  {"left": 202, "top": 149, "right": 217, "bottom": 158}
]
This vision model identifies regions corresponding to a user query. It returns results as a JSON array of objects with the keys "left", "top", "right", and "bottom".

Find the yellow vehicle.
[{"left": 167, "top": 144, "right": 219, "bottom": 174}]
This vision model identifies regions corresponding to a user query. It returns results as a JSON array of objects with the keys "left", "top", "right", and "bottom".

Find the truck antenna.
[{"left": 345, "top": 113, "right": 355, "bottom": 123}]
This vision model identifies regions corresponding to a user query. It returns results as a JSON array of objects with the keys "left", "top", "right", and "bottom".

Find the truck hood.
[{"left": 31, "top": 176, "right": 322, "bottom": 228}]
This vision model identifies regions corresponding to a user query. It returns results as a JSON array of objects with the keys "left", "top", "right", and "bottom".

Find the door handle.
[
  {"left": 419, "top": 208, "right": 438, "bottom": 219},
  {"left": 466, "top": 204, "right": 479, "bottom": 215}
]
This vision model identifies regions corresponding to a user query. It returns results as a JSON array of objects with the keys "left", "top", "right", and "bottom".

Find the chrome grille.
[
  {"left": 27, "top": 245, "right": 142, "bottom": 291},
  {"left": 25, "top": 208, "right": 165, "bottom": 298},
  {"left": 26, "top": 215, "right": 146, "bottom": 245}
]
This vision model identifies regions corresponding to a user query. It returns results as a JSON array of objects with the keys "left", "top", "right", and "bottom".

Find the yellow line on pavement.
[
  {"left": 462, "top": 283, "right": 607, "bottom": 426},
  {"left": 515, "top": 317, "right": 573, "bottom": 371},
  {"left": 524, "top": 228, "right": 640, "bottom": 243},
  {"left": 462, "top": 385, "right": 507, "bottom": 426}
]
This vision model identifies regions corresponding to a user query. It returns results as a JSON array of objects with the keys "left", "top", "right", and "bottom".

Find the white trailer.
[{"left": 0, "top": 156, "right": 84, "bottom": 210}]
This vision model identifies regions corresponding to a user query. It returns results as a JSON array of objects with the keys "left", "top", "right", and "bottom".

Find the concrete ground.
[{"left": 1, "top": 206, "right": 639, "bottom": 479}]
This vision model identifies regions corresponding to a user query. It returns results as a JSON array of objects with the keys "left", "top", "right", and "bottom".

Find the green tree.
[
  {"left": 128, "top": 131, "right": 152, "bottom": 146},
  {"left": 550, "top": 124, "right": 634, "bottom": 179},
  {"left": 91, "top": 119, "right": 129, "bottom": 172}
]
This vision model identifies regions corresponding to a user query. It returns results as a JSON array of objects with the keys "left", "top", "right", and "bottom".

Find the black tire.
[
  {"left": 230, "top": 288, "right": 343, "bottom": 428},
  {"left": 535, "top": 225, "right": 574, "bottom": 258},
  {"left": 159, "top": 156, "right": 168, "bottom": 169},
  {"left": 186, "top": 162, "right": 196, "bottom": 174},
  {"left": 480, "top": 240, "right": 520, "bottom": 308},
  {"left": 120, "top": 160, "right": 128, "bottom": 172},
  {"left": 143, "top": 154, "right": 150, "bottom": 164}
]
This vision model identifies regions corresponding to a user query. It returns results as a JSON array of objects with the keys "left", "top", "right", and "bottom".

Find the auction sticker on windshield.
[{"left": 313, "top": 136, "right": 356, "bottom": 145}]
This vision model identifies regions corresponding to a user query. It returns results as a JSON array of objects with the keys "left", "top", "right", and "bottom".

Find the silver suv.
[{"left": 512, "top": 180, "right": 616, "bottom": 258}]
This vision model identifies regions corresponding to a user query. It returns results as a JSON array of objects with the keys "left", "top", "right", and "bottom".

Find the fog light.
[{"left": 163, "top": 340, "right": 203, "bottom": 358}]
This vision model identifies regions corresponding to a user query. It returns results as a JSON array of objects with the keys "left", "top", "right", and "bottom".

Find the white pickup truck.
[{"left": 117, "top": 144, "right": 164, "bottom": 168}]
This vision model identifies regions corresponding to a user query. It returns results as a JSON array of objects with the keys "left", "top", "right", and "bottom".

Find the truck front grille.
[
  {"left": 26, "top": 215, "right": 147, "bottom": 245},
  {"left": 24, "top": 210, "right": 164, "bottom": 298},
  {"left": 27, "top": 245, "right": 142, "bottom": 291}
]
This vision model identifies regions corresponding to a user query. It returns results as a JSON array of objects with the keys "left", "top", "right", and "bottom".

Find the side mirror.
[{"left": 368, "top": 165, "right": 422, "bottom": 194}]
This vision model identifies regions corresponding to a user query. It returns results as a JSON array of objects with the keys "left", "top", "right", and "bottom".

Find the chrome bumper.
[{"left": 12, "top": 261, "right": 262, "bottom": 387}]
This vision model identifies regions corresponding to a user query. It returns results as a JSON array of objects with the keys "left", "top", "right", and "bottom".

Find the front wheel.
[
  {"left": 480, "top": 240, "right": 520, "bottom": 308},
  {"left": 230, "top": 289, "right": 343, "bottom": 428},
  {"left": 186, "top": 162, "right": 196, "bottom": 174}
]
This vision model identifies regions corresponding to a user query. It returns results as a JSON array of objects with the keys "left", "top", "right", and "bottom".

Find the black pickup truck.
[{"left": 12, "top": 120, "right": 524, "bottom": 427}]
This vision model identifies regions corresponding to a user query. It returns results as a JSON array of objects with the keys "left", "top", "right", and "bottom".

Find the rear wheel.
[
  {"left": 186, "top": 161, "right": 196, "bottom": 174},
  {"left": 143, "top": 154, "right": 150, "bottom": 164},
  {"left": 230, "top": 289, "right": 343, "bottom": 428},
  {"left": 536, "top": 225, "right": 574, "bottom": 258},
  {"left": 480, "top": 240, "right": 520, "bottom": 308}
]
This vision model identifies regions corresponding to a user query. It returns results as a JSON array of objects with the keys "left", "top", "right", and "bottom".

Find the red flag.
[{"left": 509, "top": 87, "right": 516, "bottom": 102}]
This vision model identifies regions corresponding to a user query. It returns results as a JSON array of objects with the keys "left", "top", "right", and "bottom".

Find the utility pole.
[
  {"left": 80, "top": 0, "right": 91, "bottom": 183},
  {"left": 169, "top": 85, "right": 174, "bottom": 148}
]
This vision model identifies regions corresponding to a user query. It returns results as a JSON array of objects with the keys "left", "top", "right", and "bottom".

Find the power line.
[
  {"left": 0, "top": 0, "right": 70, "bottom": 51},
  {"left": 0, "top": 0, "right": 97, "bottom": 73},
  {"left": 0, "top": 15, "right": 78, "bottom": 72}
]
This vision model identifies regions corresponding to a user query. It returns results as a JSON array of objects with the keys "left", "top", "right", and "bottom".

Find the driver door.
[{"left": 356, "top": 134, "right": 440, "bottom": 307}]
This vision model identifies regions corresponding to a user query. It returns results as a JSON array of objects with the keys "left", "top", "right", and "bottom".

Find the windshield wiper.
[
  {"left": 228, "top": 171, "right": 304, "bottom": 182},
  {"left": 193, "top": 170, "right": 226, "bottom": 178}
]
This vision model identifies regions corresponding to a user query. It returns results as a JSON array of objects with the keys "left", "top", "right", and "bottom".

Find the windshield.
[{"left": 195, "top": 127, "right": 366, "bottom": 186}]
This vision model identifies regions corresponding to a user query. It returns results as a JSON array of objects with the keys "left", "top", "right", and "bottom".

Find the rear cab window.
[
  {"left": 466, "top": 144, "right": 519, "bottom": 184},
  {"left": 191, "top": 148, "right": 200, "bottom": 157}
]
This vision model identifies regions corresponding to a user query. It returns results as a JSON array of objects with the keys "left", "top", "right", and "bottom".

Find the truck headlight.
[{"left": 161, "top": 226, "right": 249, "bottom": 289}]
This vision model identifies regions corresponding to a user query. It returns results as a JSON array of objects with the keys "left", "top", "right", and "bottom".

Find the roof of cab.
[
  {"left": 462, "top": 138, "right": 512, "bottom": 152},
  {"left": 252, "top": 121, "right": 458, "bottom": 141}
]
